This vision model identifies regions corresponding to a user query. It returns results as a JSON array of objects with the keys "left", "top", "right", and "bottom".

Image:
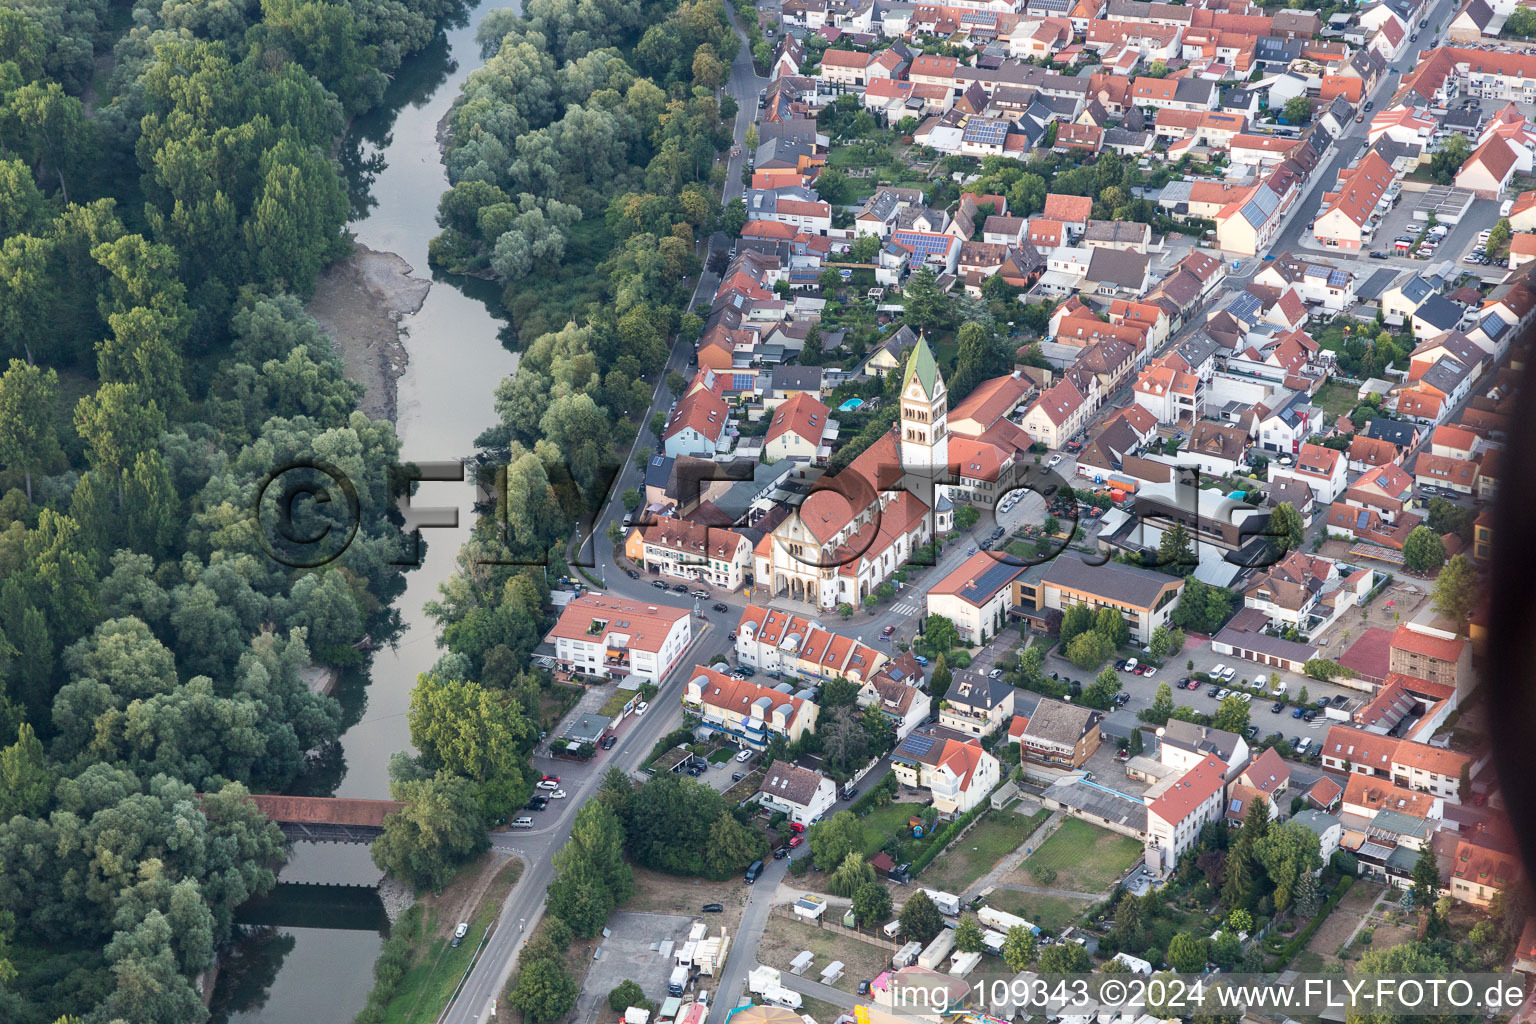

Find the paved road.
[
  {"left": 706, "top": 856, "right": 791, "bottom": 1024},
  {"left": 1267, "top": 0, "right": 1459, "bottom": 261},
  {"left": 444, "top": 22, "right": 768, "bottom": 1024}
]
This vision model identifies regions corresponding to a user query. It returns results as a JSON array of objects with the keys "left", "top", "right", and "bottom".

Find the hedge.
[
  {"left": 850, "top": 773, "right": 899, "bottom": 817},
  {"left": 1265, "top": 876, "right": 1353, "bottom": 970}
]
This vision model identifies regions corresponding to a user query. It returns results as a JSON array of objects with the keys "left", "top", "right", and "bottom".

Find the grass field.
[
  {"left": 708, "top": 747, "right": 735, "bottom": 763},
  {"left": 1312, "top": 382, "right": 1357, "bottom": 417},
  {"left": 384, "top": 858, "right": 523, "bottom": 1024},
  {"left": 1016, "top": 819, "right": 1142, "bottom": 894},
  {"left": 920, "top": 809, "right": 1051, "bottom": 893},
  {"left": 985, "top": 889, "right": 1091, "bottom": 934},
  {"left": 857, "top": 803, "right": 936, "bottom": 860},
  {"left": 598, "top": 689, "right": 631, "bottom": 716}
]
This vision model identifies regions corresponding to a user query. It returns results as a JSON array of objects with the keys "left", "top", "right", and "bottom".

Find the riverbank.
[
  {"left": 308, "top": 244, "right": 431, "bottom": 423},
  {"left": 357, "top": 854, "right": 524, "bottom": 1024}
]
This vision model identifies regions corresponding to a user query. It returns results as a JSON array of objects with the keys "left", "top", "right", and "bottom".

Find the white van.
[
  {"left": 511, "top": 816, "right": 534, "bottom": 829},
  {"left": 1295, "top": 738, "right": 1312, "bottom": 756}
]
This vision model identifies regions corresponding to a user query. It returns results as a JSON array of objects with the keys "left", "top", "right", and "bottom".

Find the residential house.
[
  {"left": 926, "top": 550, "right": 1029, "bottom": 644},
  {"left": 1018, "top": 696, "right": 1103, "bottom": 768},
  {"left": 683, "top": 665, "right": 819, "bottom": 749},
  {"left": 764, "top": 392, "right": 837, "bottom": 463},
  {"left": 547, "top": 594, "right": 693, "bottom": 685},
  {"left": 734, "top": 606, "right": 889, "bottom": 683},
  {"left": 892, "top": 725, "right": 1001, "bottom": 815},
  {"left": 631, "top": 519, "right": 754, "bottom": 590},
  {"left": 1268, "top": 442, "right": 1348, "bottom": 504},
  {"left": 757, "top": 761, "right": 838, "bottom": 825},
  {"left": 1390, "top": 622, "right": 1473, "bottom": 695},
  {"left": 1145, "top": 755, "right": 1229, "bottom": 877},
  {"left": 1314, "top": 151, "right": 1395, "bottom": 251},
  {"left": 939, "top": 671, "right": 1017, "bottom": 739}
]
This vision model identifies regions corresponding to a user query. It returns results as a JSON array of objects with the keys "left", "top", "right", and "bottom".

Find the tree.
[
  {"left": 930, "top": 653, "right": 952, "bottom": 696},
  {"left": 1212, "top": 694, "right": 1250, "bottom": 733},
  {"left": 408, "top": 673, "right": 535, "bottom": 821},
  {"left": 1221, "top": 847, "right": 1255, "bottom": 913},
  {"left": 1002, "top": 925, "right": 1038, "bottom": 971},
  {"left": 1060, "top": 604, "right": 1098, "bottom": 644},
  {"left": 1149, "top": 682, "right": 1177, "bottom": 723},
  {"left": 955, "top": 504, "right": 981, "bottom": 530},
  {"left": 1254, "top": 821, "right": 1321, "bottom": 914},
  {"left": 829, "top": 851, "right": 878, "bottom": 897},
  {"left": 1268, "top": 502, "right": 1305, "bottom": 557},
  {"left": 954, "top": 914, "right": 985, "bottom": 953},
  {"left": 0, "top": 723, "right": 52, "bottom": 820},
  {"left": 1508, "top": 5, "right": 1536, "bottom": 37},
  {"left": 549, "top": 801, "right": 635, "bottom": 936},
  {"left": 1431, "top": 133, "right": 1472, "bottom": 184},
  {"left": 807, "top": 809, "right": 864, "bottom": 871},
  {"left": 610, "top": 980, "right": 650, "bottom": 1013},
  {"left": 1038, "top": 940, "right": 1091, "bottom": 973},
  {"left": 510, "top": 955, "right": 578, "bottom": 1024},
  {"left": 1411, "top": 845, "right": 1440, "bottom": 913},
  {"left": 1282, "top": 96, "right": 1313, "bottom": 124},
  {"left": 851, "top": 234, "right": 881, "bottom": 263},
  {"left": 902, "top": 268, "right": 949, "bottom": 330},
  {"left": 1294, "top": 868, "right": 1321, "bottom": 919},
  {"left": 899, "top": 890, "right": 945, "bottom": 944},
  {"left": 1168, "top": 933, "right": 1209, "bottom": 973},
  {"left": 372, "top": 773, "right": 491, "bottom": 891},
  {"left": 1487, "top": 217, "right": 1513, "bottom": 258},
  {"left": 1154, "top": 521, "right": 1196, "bottom": 573},
  {"left": 1065, "top": 629, "right": 1115, "bottom": 670},
  {"left": 853, "top": 881, "right": 893, "bottom": 926},
  {"left": 1083, "top": 666, "right": 1121, "bottom": 710},
  {"left": 1402, "top": 525, "right": 1446, "bottom": 574},
  {"left": 1302, "top": 658, "right": 1353, "bottom": 683},
  {"left": 1431, "top": 554, "right": 1477, "bottom": 626},
  {"left": 924, "top": 617, "right": 960, "bottom": 657},
  {"left": 1349, "top": 943, "right": 1448, "bottom": 1024},
  {"left": 721, "top": 196, "right": 747, "bottom": 237},
  {"left": 1096, "top": 606, "right": 1129, "bottom": 647},
  {"left": 0, "top": 359, "right": 62, "bottom": 503}
]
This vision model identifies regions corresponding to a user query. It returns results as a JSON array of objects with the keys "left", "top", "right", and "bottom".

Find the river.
[{"left": 210, "top": 2, "right": 520, "bottom": 1019}]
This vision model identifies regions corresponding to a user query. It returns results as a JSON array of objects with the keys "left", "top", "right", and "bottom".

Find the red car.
[
  {"left": 542, "top": 774, "right": 560, "bottom": 782},
  {"left": 789, "top": 835, "right": 803, "bottom": 848},
  {"left": 789, "top": 822, "right": 806, "bottom": 833},
  {"left": 882, "top": 625, "right": 896, "bottom": 636}
]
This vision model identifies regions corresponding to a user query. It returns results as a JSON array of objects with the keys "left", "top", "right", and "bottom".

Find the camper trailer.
[
  {"left": 917, "top": 928, "right": 956, "bottom": 970},
  {"left": 892, "top": 940, "right": 923, "bottom": 969},
  {"left": 921, "top": 889, "right": 961, "bottom": 917}
]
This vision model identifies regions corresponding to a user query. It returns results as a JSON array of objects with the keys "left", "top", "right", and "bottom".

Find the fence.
[{"left": 768, "top": 904, "right": 902, "bottom": 951}]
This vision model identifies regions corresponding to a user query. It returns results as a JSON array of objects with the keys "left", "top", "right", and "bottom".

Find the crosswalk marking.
[{"left": 890, "top": 600, "right": 921, "bottom": 616}]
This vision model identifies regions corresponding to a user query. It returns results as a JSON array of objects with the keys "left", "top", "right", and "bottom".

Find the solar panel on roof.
[
  {"left": 1356, "top": 509, "right": 1370, "bottom": 530},
  {"left": 961, "top": 10, "right": 997, "bottom": 24},
  {"left": 903, "top": 733, "right": 936, "bottom": 757},
  {"left": 893, "top": 231, "right": 951, "bottom": 256},
  {"left": 1304, "top": 265, "right": 1329, "bottom": 278},
  {"left": 732, "top": 373, "right": 755, "bottom": 390},
  {"left": 963, "top": 120, "right": 1009, "bottom": 144}
]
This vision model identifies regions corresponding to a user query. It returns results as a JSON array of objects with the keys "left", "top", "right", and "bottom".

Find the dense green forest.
[
  {"left": 430, "top": 0, "right": 737, "bottom": 334},
  {"left": 0, "top": 0, "right": 471, "bottom": 1017}
]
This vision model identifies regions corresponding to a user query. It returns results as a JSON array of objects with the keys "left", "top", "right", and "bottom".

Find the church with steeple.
[
  {"left": 753, "top": 341, "right": 950, "bottom": 611},
  {"left": 752, "top": 337, "right": 1037, "bottom": 611}
]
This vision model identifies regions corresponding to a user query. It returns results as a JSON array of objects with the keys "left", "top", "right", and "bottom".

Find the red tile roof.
[
  {"left": 1149, "top": 755, "right": 1227, "bottom": 826},
  {"left": 1391, "top": 623, "right": 1467, "bottom": 664}
]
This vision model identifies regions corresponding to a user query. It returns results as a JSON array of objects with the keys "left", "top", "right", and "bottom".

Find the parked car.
[
  {"left": 989, "top": 667, "right": 1004, "bottom": 679},
  {"left": 736, "top": 748, "right": 753, "bottom": 762},
  {"left": 858, "top": 981, "right": 872, "bottom": 996},
  {"left": 1208, "top": 686, "right": 1221, "bottom": 697},
  {"left": 543, "top": 774, "right": 560, "bottom": 782},
  {"left": 1116, "top": 748, "right": 1130, "bottom": 761},
  {"left": 452, "top": 922, "right": 468, "bottom": 948},
  {"left": 773, "top": 846, "right": 789, "bottom": 859},
  {"left": 789, "top": 835, "right": 803, "bottom": 848},
  {"left": 600, "top": 735, "right": 617, "bottom": 750},
  {"left": 703, "top": 903, "right": 725, "bottom": 913},
  {"left": 1047, "top": 454, "right": 1062, "bottom": 467},
  {"left": 713, "top": 602, "right": 729, "bottom": 613},
  {"left": 1369, "top": 250, "right": 1387, "bottom": 258},
  {"left": 1271, "top": 701, "right": 1285, "bottom": 713},
  {"left": 635, "top": 701, "right": 649, "bottom": 715},
  {"left": 1292, "top": 706, "right": 1306, "bottom": 719},
  {"left": 789, "top": 822, "right": 806, "bottom": 833},
  {"left": 1316, "top": 696, "right": 1330, "bottom": 707},
  {"left": 551, "top": 790, "right": 567, "bottom": 799},
  {"left": 731, "top": 771, "right": 745, "bottom": 782},
  {"left": 652, "top": 579, "right": 669, "bottom": 590},
  {"left": 626, "top": 568, "right": 640, "bottom": 579}
]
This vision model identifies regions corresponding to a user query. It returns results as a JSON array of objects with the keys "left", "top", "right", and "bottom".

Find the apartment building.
[
  {"left": 683, "top": 665, "right": 819, "bottom": 750},
  {"left": 546, "top": 594, "right": 693, "bottom": 685}
]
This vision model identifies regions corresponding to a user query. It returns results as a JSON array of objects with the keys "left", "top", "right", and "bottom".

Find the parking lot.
[{"left": 579, "top": 911, "right": 699, "bottom": 1020}]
